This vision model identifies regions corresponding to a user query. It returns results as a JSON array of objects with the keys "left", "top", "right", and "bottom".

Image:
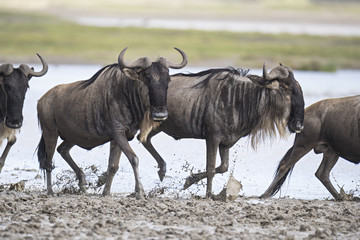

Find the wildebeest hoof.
[
  {"left": 96, "top": 172, "right": 108, "bottom": 187},
  {"left": 158, "top": 170, "right": 166, "bottom": 182},
  {"left": 183, "top": 176, "right": 195, "bottom": 190},
  {"left": 136, "top": 193, "right": 146, "bottom": 200},
  {"left": 79, "top": 185, "right": 87, "bottom": 193}
]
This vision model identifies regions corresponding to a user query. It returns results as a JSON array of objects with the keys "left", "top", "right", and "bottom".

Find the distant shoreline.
[{"left": 72, "top": 16, "right": 360, "bottom": 37}]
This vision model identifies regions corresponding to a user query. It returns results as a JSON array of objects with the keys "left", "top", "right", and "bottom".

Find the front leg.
[
  {"left": 114, "top": 132, "right": 145, "bottom": 199},
  {"left": 102, "top": 141, "right": 122, "bottom": 196},
  {"left": 0, "top": 136, "right": 16, "bottom": 173},
  {"left": 205, "top": 137, "right": 220, "bottom": 198},
  {"left": 138, "top": 129, "right": 166, "bottom": 181}
]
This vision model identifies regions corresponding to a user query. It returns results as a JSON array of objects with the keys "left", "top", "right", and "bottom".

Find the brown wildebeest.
[
  {"left": 37, "top": 47, "right": 187, "bottom": 199},
  {"left": 0, "top": 54, "right": 48, "bottom": 172},
  {"left": 140, "top": 64, "right": 305, "bottom": 197},
  {"left": 261, "top": 95, "right": 360, "bottom": 200}
]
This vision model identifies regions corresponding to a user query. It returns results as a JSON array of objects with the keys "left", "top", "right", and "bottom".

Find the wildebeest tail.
[
  {"left": 269, "top": 146, "right": 295, "bottom": 197},
  {"left": 37, "top": 135, "right": 51, "bottom": 171}
]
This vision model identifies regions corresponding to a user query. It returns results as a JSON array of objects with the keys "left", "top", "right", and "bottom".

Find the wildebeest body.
[
  {"left": 261, "top": 95, "right": 360, "bottom": 200},
  {"left": 162, "top": 72, "right": 270, "bottom": 144},
  {"left": 314, "top": 98, "right": 360, "bottom": 163},
  {"left": 37, "top": 48, "right": 188, "bottom": 198},
  {"left": 142, "top": 65, "right": 305, "bottom": 197},
  {"left": 39, "top": 69, "right": 147, "bottom": 150}
]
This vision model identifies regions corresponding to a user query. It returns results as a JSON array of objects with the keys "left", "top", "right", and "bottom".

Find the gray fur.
[
  {"left": 261, "top": 95, "right": 360, "bottom": 200},
  {"left": 141, "top": 65, "right": 304, "bottom": 197}
]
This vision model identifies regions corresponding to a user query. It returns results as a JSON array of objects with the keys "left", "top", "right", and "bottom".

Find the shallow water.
[
  {"left": 73, "top": 16, "right": 360, "bottom": 36},
  {"left": 0, "top": 64, "right": 359, "bottom": 200}
]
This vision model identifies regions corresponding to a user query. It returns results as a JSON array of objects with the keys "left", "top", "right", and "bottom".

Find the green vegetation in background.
[{"left": 1, "top": 10, "right": 360, "bottom": 71}]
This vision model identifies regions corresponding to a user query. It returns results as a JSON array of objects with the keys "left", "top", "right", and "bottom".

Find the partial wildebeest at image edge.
[
  {"left": 0, "top": 54, "right": 48, "bottom": 173},
  {"left": 261, "top": 95, "right": 360, "bottom": 201},
  {"left": 141, "top": 63, "right": 305, "bottom": 198},
  {"left": 36, "top": 47, "right": 188, "bottom": 199}
]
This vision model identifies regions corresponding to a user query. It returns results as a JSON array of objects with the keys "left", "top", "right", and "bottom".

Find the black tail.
[
  {"left": 269, "top": 146, "right": 295, "bottom": 197},
  {"left": 37, "top": 135, "right": 52, "bottom": 172}
]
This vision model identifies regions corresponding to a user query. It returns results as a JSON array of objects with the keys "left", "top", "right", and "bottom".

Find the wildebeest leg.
[
  {"left": 139, "top": 130, "right": 166, "bottom": 181},
  {"left": 38, "top": 132, "right": 58, "bottom": 195},
  {"left": 57, "top": 140, "right": 86, "bottom": 192},
  {"left": 315, "top": 151, "right": 342, "bottom": 200},
  {"left": 216, "top": 145, "right": 229, "bottom": 174},
  {"left": 0, "top": 136, "right": 16, "bottom": 173},
  {"left": 183, "top": 145, "right": 229, "bottom": 191},
  {"left": 115, "top": 132, "right": 145, "bottom": 199},
  {"left": 205, "top": 138, "right": 220, "bottom": 198},
  {"left": 184, "top": 137, "right": 219, "bottom": 198},
  {"left": 260, "top": 144, "right": 312, "bottom": 198},
  {"left": 102, "top": 140, "right": 122, "bottom": 196}
]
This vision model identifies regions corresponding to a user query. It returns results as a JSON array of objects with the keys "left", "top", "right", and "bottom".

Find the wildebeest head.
[
  {"left": 118, "top": 47, "right": 188, "bottom": 121},
  {"left": 249, "top": 63, "right": 305, "bottom": 133},
  {"left": 0, "top": 54, "right": 48, "bottom": 129}
]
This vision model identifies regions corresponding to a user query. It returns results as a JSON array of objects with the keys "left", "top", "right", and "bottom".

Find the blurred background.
[{"left": 1, "top": 0, "right": 360, "bottom": 70}]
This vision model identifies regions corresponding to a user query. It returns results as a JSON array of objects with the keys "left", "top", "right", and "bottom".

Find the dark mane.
[
  {"left": 79, "top": 63, "right": 120, "bottom": 88},
  {"left": 173, "top": 67, "right": 250, "bottom": 88}
]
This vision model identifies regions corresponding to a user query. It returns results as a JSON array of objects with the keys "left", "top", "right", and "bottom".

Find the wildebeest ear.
[
  {"left": 247, "top": 75, "right": 270, "bottom": 85},
  {"left": 247, "top": 75, "right": 279, "bottom": 89},
  {"left": 266, "top": 80, "right": 279, "bottom": 90},
  {"left": 121, "top": 68, "right": 142, "bottom": 81}
]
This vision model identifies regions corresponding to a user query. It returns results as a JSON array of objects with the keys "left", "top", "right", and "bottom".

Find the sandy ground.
[{"left": 0, "top": 190, "right": 359, "bottom": 240}]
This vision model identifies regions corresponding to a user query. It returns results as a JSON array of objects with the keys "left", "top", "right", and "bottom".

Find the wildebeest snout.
[
  {"left": 5, "top": 117, "right": 23, "bottom": 129},
  {"left": 151, "top": 106, "right": 168, "bottom": 121}
]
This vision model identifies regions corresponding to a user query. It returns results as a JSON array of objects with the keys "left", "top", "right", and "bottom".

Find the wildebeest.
[
  {"left": 140, "top": 64, "right": 305, "bottom": 197},
  {"left": 37, "top": 47, "right": 187, "bottom": 199},
  {"left": 261, "top": 95, "right": 360, "bottom": 200},
  {"left": 0, "top": 54, "right": 48, "bottom": 173}
]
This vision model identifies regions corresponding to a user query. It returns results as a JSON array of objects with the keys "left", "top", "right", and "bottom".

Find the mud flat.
[{"left": 0, "top": 191, "right": 359, "bottom": 240}]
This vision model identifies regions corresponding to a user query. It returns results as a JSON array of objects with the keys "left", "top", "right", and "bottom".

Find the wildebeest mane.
[
  {"left": 79, "top": 64, "right": 120, "bottom": 88},
  {"left": 173, "top": 67, "right": 250, "bottom": 88}
]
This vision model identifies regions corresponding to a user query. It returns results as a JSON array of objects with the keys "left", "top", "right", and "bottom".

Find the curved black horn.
[
  {"left": 263, "top": 63, "right": 270, "bottom": 80},
  {"left": 0, "top": 63, "right": 14, "bottom": 76},
  {"left": 118, "top": 47, "right": 152, "bottom": 69},
  {"left": 20, "top": 54, "right": 48, "bottom": 78},
  {"left": 166, "top": 47, "right": 188, "bottom": 69}
]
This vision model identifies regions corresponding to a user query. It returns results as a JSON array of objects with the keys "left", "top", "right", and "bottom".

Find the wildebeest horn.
[
  {"left": 262, "top": 63, "right": 270, "bottom": 80},
  {"left": 19, "top": 53, "right": 48, "bottom": 77},
  {"left": 263, "top": 63, "right": 289, "bottom": 80},
  {"left": 0, "top": 63, "right": 14, "bottom": 76},
  {"left": 165, "top": 47, "right": 188, "bottom": 69},
  {"left": 118, "top": 47, "right": 152, "bottom": 69}
]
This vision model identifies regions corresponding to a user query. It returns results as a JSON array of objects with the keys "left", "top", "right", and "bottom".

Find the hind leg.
[
  {"left": 315, "top": 150, "right": 341, "bottom": 200},
  {"left": 183, "top": 144, "right": 228, "bottom": 192},
  {"left": 40, "top": 132, "right": 59, "bottom": 195},
  {"left": 0, "top": 136, "right": 16, "bottom": 173},
  {"left": 261, "top": 144, "right": 312, "bottom": 198},
  {"left": 102, "top": 140, "right": 122, "bottom": 196},
  {"left": 57, "top": 140, "right": 86, "bottom": 192}
]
